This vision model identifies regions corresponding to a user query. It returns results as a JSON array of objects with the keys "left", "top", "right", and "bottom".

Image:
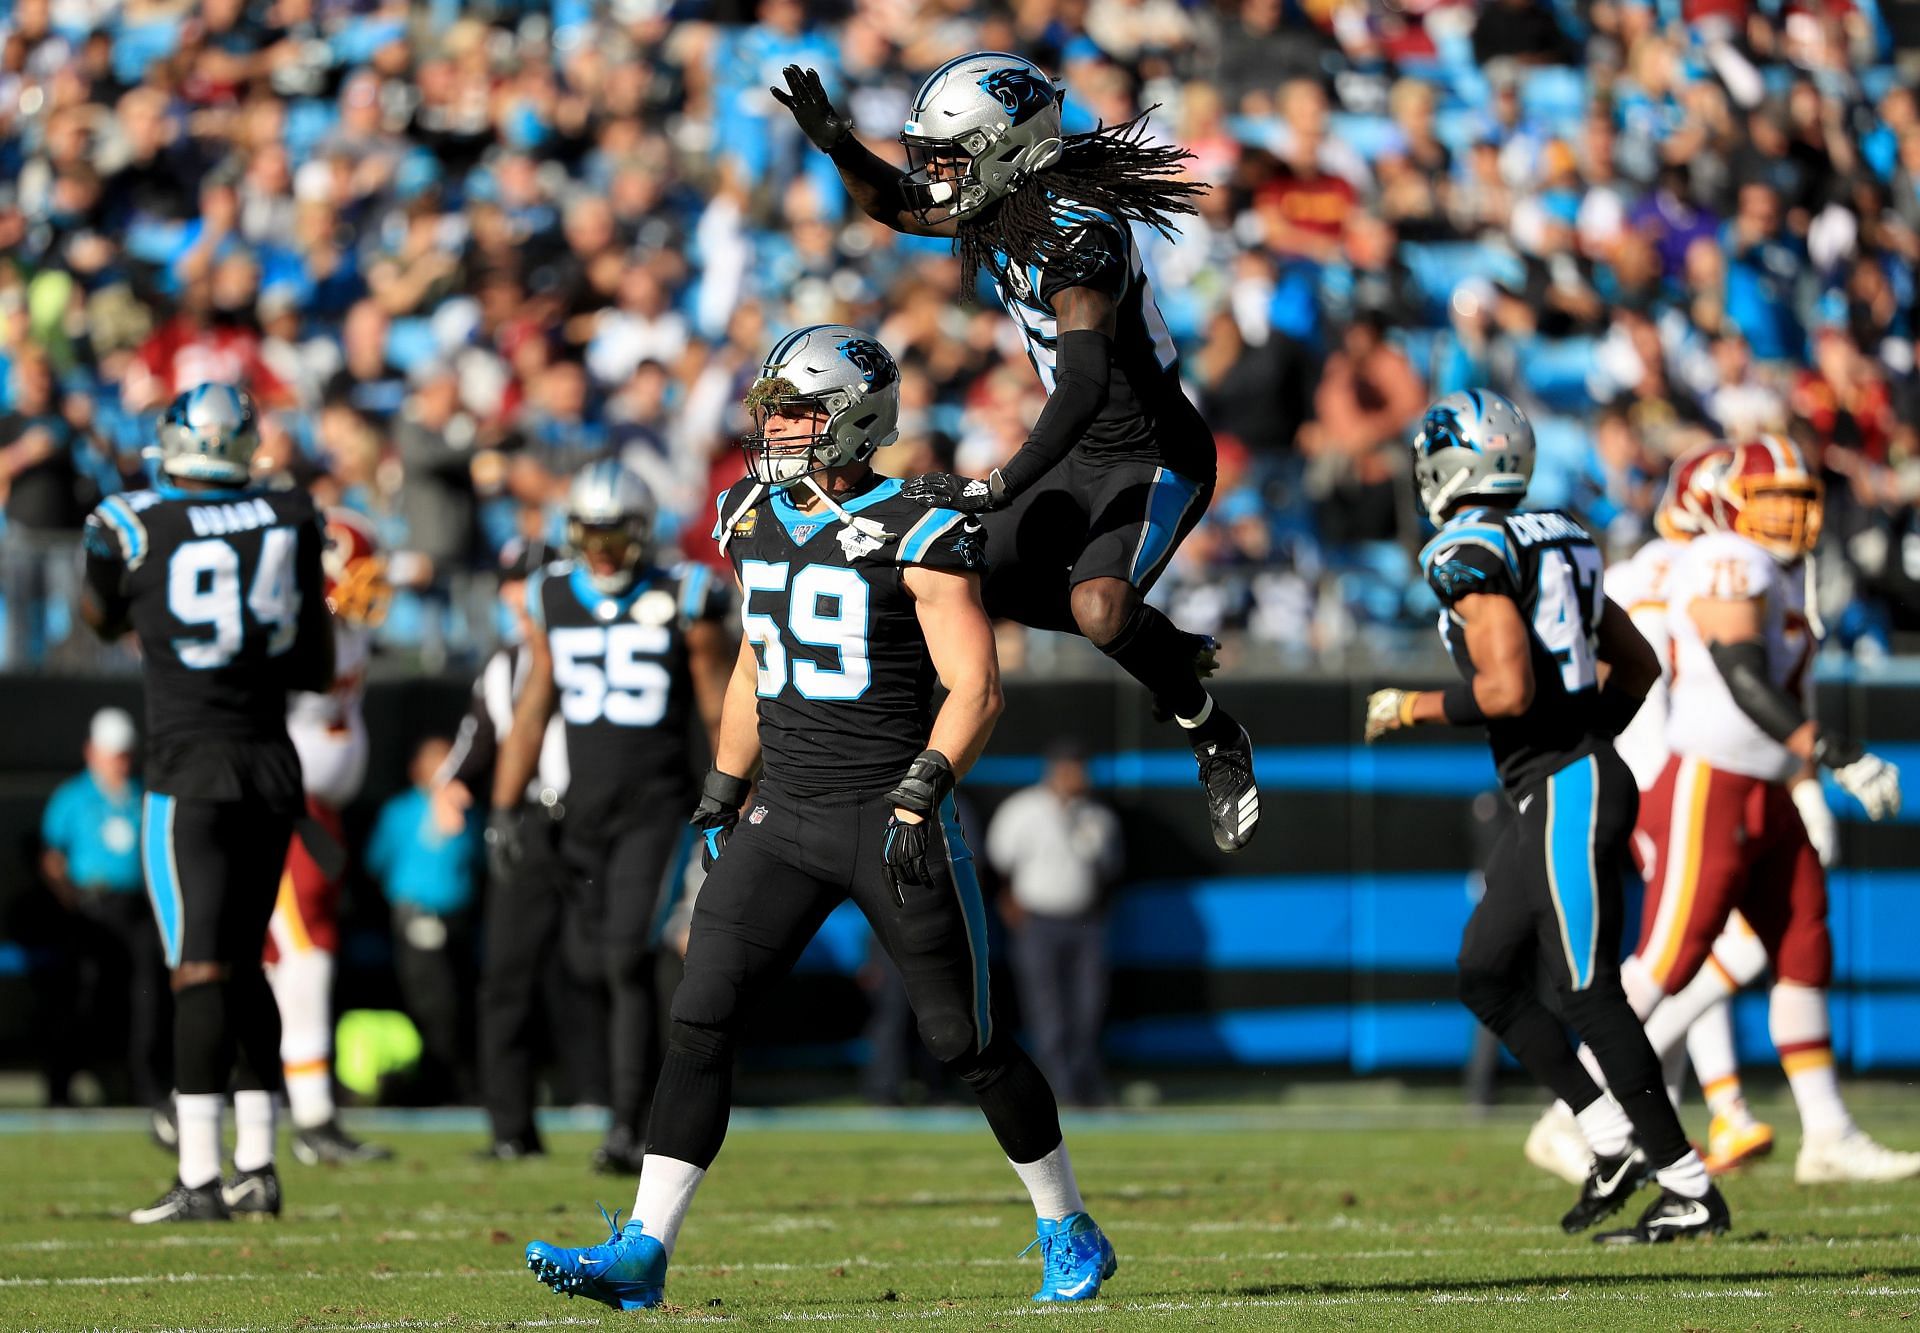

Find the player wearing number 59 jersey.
[
  {"left": 81, "top": 384, "right": 334, "bottom": 1224},
  {"left": 1365, "top": 390, "right": 1727, "bottom": 1244},
  {"left": 524, "top": 327, "right": 1115, "bottom": 1312},
  {"left": 490, "top": 460, "right": 733, "bottom": 1175}
]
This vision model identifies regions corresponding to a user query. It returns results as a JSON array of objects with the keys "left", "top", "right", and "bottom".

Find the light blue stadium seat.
[
  {"left": 1514, "top": 335, "right": 1599, "bottom": 412},
  {"left": 1400, "top": 243, "right": 1524, "bottom": 321},
  {"left": 1527, "top": 412, "right": 1591, "bottom": 511},
  {"left": 1521, "top": 66, "right": 1587, "bottom": 134},
  {"left": 1390, "top": 328, "right": 1440, "bottom": 383},
  {"left": 1433, "top": 106, "right": 1485, "bottom": 159},
  {"left": 331, "top": 18, "right": 406, "bottom": 65},
  {"left": 284, "top": 100, "right": 339, "bottom": 159},
  {"left": 1327, "top": 113, "right": 1404, "bottom": 162},
  {"left": 113, "top": 18, "right": 183, "bottom": 86},
  {"left": 385, "top": 319, "right": 439, "bottom": 375}
]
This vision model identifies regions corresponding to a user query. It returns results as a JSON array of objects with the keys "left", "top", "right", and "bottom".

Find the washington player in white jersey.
[
  {"left": 1625, "top": 437, "right": 1917, "bottom": 1183},
  {"left": 266, "top": 508, "right": 392, "bottom": 1165}
]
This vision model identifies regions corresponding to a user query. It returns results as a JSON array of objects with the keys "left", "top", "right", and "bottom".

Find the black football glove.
[
  {"left": 882, "top": 750, "right": 956, "bottom": 903},
  {"left": 900, "top": 470, "right": 1007, "bottom": 514},
  {"left": 769, "top": 65, "right": 853, "bottom": 154},
  {"left": 484, "top": 806, "right": 524, "bottom": 884},
  {"left": 690, "top": 768, "right": 752, "bottom": 872}
]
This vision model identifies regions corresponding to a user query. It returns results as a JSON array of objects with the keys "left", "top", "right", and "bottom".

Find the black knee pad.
[
  {"left": 666, "top": 1019, "right": 734, "bottom": 1070},
  {"left": 173, "top": 981, "right": 233, "bottom": 1094},
  {"left": 917, "top": 1012, "right": 980, "bottom": 1067},
  {"left": 668, "top": 966, "right": 744, "bottom": 1033}
]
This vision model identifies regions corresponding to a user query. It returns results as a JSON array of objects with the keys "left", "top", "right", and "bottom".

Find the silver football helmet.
[
  {"left": 566, "top": 459, "right": 656, "bottom": 595},
  {"left": 743, "top": 325, "right": 901, "bottom": 490},
  {"left": 151, "top": 383, "right": 259, "bottom": 485},
  {"left": 1411, "top": 390, "right": 1536, "bottom": 526},
  {"left": 901, "top": 52, "right": 1065, "bottom": 223}
]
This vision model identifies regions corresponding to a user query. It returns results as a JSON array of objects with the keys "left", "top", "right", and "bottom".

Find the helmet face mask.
[
  {"left": 322, "top": 509, "right": 392, "bottom": 627},
  {"left": 1696, "top": 437, "right": 1824, "bottom": 564},
  {"left": 1734, "top": 480, "right": 1823, "bottom": 560},
  {"left": 740, "top": 326, "right": 900, "bottom": 491}
]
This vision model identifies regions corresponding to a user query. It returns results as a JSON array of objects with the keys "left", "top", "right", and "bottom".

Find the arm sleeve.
[
  {"left": 993, "top": 329, "right": 1113, "bottom": 498},
  {"left": 1707, "top": 638, "right": 1808, "bottom": 742},
  {"left": 895, "top": 511, "right": 988, "bottom": 573}
]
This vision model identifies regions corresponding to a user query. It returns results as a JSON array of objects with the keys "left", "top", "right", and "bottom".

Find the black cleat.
[
  {"left": 476, "top": 1136, "right": 546, "bottom": 1162},
  {"left": 1594, "top": 1184, "right": 1731, "bottom": 1244},
  {"left": 291, "top": 1119, "right": 392, "bottom": 1166},
  {"left": 1561, "top": 1147, "right": 1652, "bottom": 1233},
  {"left": 591, "top": 1127, "right": 645, "bottom": 1176},
  {"left": 1196, "top": 722, "right": 1260, "bottom": 852},
  {"left": 222, "top": 1164, "right": 282, "bottom": 1219},
  {"left": 130, "top": 1179, "right": 230, "bottom": 1224}
]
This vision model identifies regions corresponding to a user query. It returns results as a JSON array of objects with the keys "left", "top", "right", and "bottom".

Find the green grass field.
[{"left": 5, "top": 1094, "right": 1920, "bottom": 1331}]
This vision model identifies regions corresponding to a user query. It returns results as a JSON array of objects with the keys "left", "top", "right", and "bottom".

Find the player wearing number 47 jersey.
[
  {"left": 488, "top": 460, "right": 733, "bottom": 1176},
  {"left": 81, "top": 385, "right": 334, "bottom": 1223},
  {"left": 524, "top": 327, "right": 1115, "bottom": 1310},
  {"left": 1366, "top": 391, "right": 1729, "bottom": 1244},
  {"left": 773, "top": 53, "right": 1258, "bottom": 853}
]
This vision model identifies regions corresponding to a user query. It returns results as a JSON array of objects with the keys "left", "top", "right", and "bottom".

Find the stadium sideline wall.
[{"left": 2, "top": 673, "right": 1918, "bottom": 1072}]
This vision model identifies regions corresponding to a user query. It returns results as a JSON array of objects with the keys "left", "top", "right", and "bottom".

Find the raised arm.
[{"left": 771, "top": 66, "right": 956, "bottom": 239}]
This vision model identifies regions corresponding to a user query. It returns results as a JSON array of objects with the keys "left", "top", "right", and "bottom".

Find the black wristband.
[
  {"left": 1811, "top": 733, "right": 1865, "bottom": 770},
  {"left": 1440, "top": 681, "right": 1488, "bottom": 726},
  {"left": 700, "top": 768, "right": 752, "bottom": 810},
  {"left": 885, "top": 749, "right": 955, "bottom": 816}
]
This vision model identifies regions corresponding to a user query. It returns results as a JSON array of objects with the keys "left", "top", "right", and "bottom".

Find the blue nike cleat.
[
  {"left": 1025, "top": 1211, "right": 1117, "bottom": 1302},
  {"left": 524, "top": 1205, "right": 667, "bottom": 1311}
]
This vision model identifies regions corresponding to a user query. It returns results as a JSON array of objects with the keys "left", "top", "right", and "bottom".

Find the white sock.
[
  {"left": 233, "top": 1090, "right": 277, "bottom": 1172},
  {"left": 1685, "top": 999, "right": 1742, "bottom": 1116},
  {"left": 1574, "top": 1094, "right": 1633, "bottom": 1158},
  {"left": 633, "top": 1155, "right": 707, "bottom": 1259},
  {"left": 1654, "top": 1149, "right": 1711, "bottom": 1200},
  {"left": 1643, "top": 960, "right": 1738, "bottom": 1063},
  {"left": 1009, "top": 1141, "right": 1085, "bottom": 1221},
  {"left": 271, "top": 950, "right": 337, "bottom": 1129},
  {"left": 1770, "top": 982, "right": 1854, "bottom": 1140},
  {"left": 177, "top": 1093, "right": 225, "bottom": 1190},
  {"left": 1574, "top": 1042, "right": 1606, "bottom": 1091},
  {"left": 1620, "top": 954, "right": 1664, "bottom": 1020},
  {"left": 1175, "top": 696, "right": 1214, "bottom": 729}
]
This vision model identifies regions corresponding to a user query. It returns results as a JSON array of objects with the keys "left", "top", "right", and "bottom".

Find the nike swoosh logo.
[
  {"left": 1056, "top": 1276, "right": 1096, "bottom": 1298},
  {"left": 1649, "top": 1202, "right": 1711, "bottom": 1229},
  {"left": 1596, "top": 1159, "right": 1636, "bottom": 1192}
]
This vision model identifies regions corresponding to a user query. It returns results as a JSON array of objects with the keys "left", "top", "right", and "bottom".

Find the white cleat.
[
  {"left": 1525, "top": 1103, "right": 1594, "bottom": 1186},
  {"left": 1795, "top": 1130, "right": 1920, "bottom": 1184}
]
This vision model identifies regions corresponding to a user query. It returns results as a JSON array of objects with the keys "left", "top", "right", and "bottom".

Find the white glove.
[
  {"left": 1833, "top": 752, "right": 1902, "bottom": 823},
  {"left": 1365, "top": 689, "right": 1417, "bottom": 744},
  {"left": 1791, "top": 777, "right": 1838, "bottom": 866}
]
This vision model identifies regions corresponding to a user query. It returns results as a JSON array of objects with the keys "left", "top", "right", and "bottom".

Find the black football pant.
[
  {"left": 647, "top": 785, "right": 1062, "bottom": 1170},
  {"left": 564, "top": 809, "right": 695, "bottom": 1143},
  {"left": 478, "top": 814, "right": 606, "bottom": 1147},
  {"left": 1455, "top": 748, "right": 1690, "bottom": 1169},
  {"left": 142, "top": 793, "right": 290, "bottom": 1098}
]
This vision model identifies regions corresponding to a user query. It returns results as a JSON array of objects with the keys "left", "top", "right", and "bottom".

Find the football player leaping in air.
[
  {"left": 772, "top": 54, "right": 1258, "bottom": 853},
  {"left": 522, "top": 327, "right": 1115, "bottom": 1307},
  {"left": 1367, "top": 391, "right": 1730, "bottom": 1243}
]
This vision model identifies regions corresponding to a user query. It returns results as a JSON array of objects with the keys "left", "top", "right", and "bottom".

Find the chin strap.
[{"left": 715, "top": 481, "right": 766, "bottom": 557}]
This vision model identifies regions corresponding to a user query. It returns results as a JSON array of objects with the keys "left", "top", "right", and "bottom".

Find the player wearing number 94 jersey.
[
  {"left": 487, "top": 459, "right": 733, "bottom": 1176},
  {"left": 523, "top": 327, "right": 1116, "bottom": 1312},
  {"left": 81, "top": 384, "right": 334, "bottom": 1224},
  {"left": 1365, "top": 390, "right": 1729, "bottom": 1244}
]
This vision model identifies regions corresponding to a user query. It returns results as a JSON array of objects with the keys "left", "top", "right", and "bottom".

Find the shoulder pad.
[{"left": 1418, "top": 518, "right": 1519, "bottom": 581}]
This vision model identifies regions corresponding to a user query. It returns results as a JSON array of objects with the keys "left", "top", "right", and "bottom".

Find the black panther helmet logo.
[
  {"left": 977, "top": 67, "right": 1056, "bottom": 124},
  {"left": 1420, "top": 406, "right": 1474, "bottom": 454},
  {"left": 837, "top": 337, "right": 898, "bottom": 390}
]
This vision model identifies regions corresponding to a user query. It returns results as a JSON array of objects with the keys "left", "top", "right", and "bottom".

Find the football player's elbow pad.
[{"left": 1707, "top": 638, "right": 1805, "bottom": 743}]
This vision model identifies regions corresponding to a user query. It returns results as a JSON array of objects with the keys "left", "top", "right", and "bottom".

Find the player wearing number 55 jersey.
[
  {"left": 524, "top": 327, "right": 1115, "bottom": 1311},
  {"left": 488, "top": 460, "right": 732, "bottom": 1176},
  {"left": 81, "top": 384, "right": 334, "bottom": 1224},
  {"left": 1365, "top": 390, "right": 1728, "bottom": 1244}
]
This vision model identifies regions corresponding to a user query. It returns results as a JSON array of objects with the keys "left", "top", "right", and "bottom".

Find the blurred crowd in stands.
[{"left": 1, "top": 0, "right": 1919, "bottom": 668}]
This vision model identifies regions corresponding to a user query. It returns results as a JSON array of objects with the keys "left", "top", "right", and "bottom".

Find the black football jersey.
[
  {"left": 712, "top": 475, "right": 987, "bottom": 797},
  {"left": 1420, "top": 506, "right": 1609, "bottom": 795},
  {"left": 990, "top": 198, "right": 1216, "bottom": 482},
  {"left": 529, "top": 558, "right": 726, "bottom": 825},
  {"left": 83, "top": 482, "right": 332, "bottom": 803}
]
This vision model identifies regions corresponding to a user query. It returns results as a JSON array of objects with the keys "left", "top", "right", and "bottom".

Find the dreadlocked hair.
[{"left": 955, "top": 112, "right": 1206, "bottom": 299}]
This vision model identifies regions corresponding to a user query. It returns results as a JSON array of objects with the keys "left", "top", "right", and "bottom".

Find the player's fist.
[
  {"left": 690, "top": 768, "right": 752, "bottom": 872},
  {"left": 901, "top": 471, "right": 1004, "bottom": 513},
  {"left": 1834, "top": 751, "right": 1901, "bottom": 822},
  {"left": 770, "top": 65, "right": 852, "bottom": 153},
  {"left": 1364, "top": 689, "right": 1420, "bottom": 743}
]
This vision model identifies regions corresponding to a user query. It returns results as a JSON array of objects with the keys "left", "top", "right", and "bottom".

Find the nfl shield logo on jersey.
[{"left": 749, "top": 804, "right": 768, "bottom": 825}]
